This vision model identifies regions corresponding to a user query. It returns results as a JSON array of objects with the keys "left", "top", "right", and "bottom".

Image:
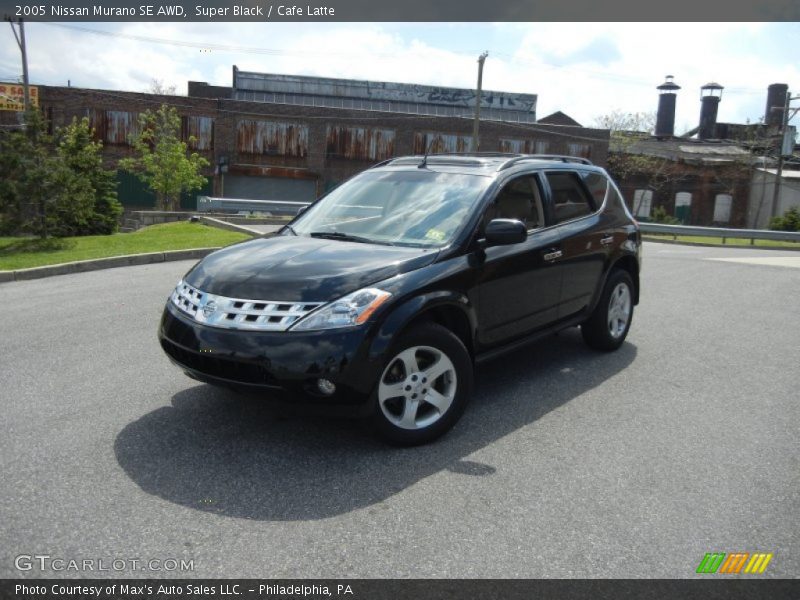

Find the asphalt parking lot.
[{"left": 1, "top": 241, "right": 798, "bottom": 578}]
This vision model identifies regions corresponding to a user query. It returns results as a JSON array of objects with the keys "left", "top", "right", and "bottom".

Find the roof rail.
[
  {"left": 370, "top": 158, "right": 396, "bottom": 169},
  {"left": 498, "top": 154, "right": 594, "bottom": 170},
  {"left": 422, "top": 152, "right": 524, "bottom": 158},
  {"left": 384, "top": 152, "right": 524, "bottom": 165}
]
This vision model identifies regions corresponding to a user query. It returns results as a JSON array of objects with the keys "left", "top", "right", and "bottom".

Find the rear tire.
[
  {"left": 369, "top": 323, "right": 473, "bottom": 446},
  {"left": 581, "top": 269, "right": 634, "bottom": 351}
]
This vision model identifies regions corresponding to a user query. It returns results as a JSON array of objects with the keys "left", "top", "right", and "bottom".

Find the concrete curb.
[
  {"left": 199, "top": 216, "right": 268, "bottom": 237},
  {"left": 0, "top": 247, "right": 220, "bottom": 284}
]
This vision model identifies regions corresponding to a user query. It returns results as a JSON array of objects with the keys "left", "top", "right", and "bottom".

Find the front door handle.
[
  {"left": 543, "top": 249, "right": 563, "bottom": 261},
  {"left": 600, "top": 235, "right": 614, "bottom": 246}
]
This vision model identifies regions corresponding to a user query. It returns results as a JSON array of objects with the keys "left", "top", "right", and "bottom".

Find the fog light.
[{"left": 317, "top": 378, "right": 336, "bottom": 395}]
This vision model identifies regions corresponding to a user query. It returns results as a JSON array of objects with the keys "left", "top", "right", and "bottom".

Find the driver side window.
[{"left": 482, "top": 175, "right": 544, "bottom": 232}]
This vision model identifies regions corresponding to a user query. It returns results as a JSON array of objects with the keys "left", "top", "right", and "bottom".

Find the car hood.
[{"left": 185, "top": 235, "right": 439, "bottom": 302}]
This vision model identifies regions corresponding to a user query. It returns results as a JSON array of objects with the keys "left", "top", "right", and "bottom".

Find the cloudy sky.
[{"left": 1, "top": 22, "right": 798, "bottom": 132}]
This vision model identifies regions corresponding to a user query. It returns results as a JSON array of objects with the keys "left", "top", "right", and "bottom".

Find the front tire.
[
  {"left": 581, "top": 269, "right": 634, "bottom": 351},
  {"left": 370, "top": 323, "right": 473, "bottom": 446}
]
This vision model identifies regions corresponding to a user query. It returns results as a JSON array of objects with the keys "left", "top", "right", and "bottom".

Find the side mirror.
[{"left": 484, "top": 219, "right": 527, "bottom": 246}]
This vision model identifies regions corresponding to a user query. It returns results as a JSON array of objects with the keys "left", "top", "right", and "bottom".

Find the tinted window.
[
  {"left": 546, "top": 171, "right": 595, "bottom": 224},
  {"left": 483, "top": 175, "right": 544, "bottom": 231},
  {"left": 581, "top": 171, "right": 609, "bottom": 208}
]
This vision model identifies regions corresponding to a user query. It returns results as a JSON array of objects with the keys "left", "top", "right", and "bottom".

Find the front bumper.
[{"left": 159, "top": 301, "right": 381, "bottom": 405}]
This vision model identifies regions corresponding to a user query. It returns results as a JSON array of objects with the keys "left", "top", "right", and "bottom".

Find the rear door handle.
[{"left": 543, "top": 249, "right": 563, "bottom": 261}]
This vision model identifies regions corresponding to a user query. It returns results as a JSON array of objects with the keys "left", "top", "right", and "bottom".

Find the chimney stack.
[
  {"left": 765, "top": 83, "right": 788, "bottom": 129},
  {"left": 655, "top": 75, "right": 680, "bottom": 138},
  {"left": 698, "top": 82, "right": 723, "bottom": 140}
]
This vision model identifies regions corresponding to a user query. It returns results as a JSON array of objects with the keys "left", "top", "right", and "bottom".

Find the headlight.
[{"left": 291, "top": 287, "right": 391, "bottom": 331}]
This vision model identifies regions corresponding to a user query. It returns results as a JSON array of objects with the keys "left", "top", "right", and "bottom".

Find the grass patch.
[
  {"left": 0, "top": 222, "right": 252, "bottom": 270},
  {"left": 643, "top": 234, "right": 800, "bottom": 249}
]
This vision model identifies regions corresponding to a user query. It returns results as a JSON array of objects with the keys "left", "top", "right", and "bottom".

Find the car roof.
[{"left": 376, "top": 153, "right": 597, "bottom": 174}]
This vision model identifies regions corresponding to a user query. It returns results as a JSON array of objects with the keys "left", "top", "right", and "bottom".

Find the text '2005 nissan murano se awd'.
[{"left": 159, "top": 153, "right": 641, "bottom": 445}]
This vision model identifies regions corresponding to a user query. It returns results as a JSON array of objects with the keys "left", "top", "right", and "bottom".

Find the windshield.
[{"left": 291, "top": 170, "right": 491, "bottom": 247}]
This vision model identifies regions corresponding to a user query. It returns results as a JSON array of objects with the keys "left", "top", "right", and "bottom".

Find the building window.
[
  {"left": 413, "top": 132, "right": 473, "bottom": 154},
  {"left": 633, "top": 189, "right": 653, "bottom": 218},
  {"left": 499, "top": 138, "right": 549, "bottom": 154},
  {"left": 713, "top": 194, "right": 733, "bottom": 223},
  {"left": 87, "top": 109, "right": 140, "bottom": 145},
  {"left": 182, "top": 116, "right": 214, "bottom": 151},
  {"left": 675, "top": 191, "right": 692, "bottom": 223},
  {"left": 326, "top": 126, "right": 396, "bottom": 161},
  {"left": 567, "top": 143, "right": 591, "bottom": 159},
  {"left": 237, "top": 120, "right": 308, "bottom": 157}
]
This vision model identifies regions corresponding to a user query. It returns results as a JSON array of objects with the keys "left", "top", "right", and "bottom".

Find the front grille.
[
  {"left": 170, "top": 281, "right": 323, "bottom": 331},
  {"left": 160, "top": 338, "right": 277, "bottom": 385}
]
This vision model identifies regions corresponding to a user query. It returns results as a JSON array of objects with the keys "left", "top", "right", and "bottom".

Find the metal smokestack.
[
  {"left": 699, "top": 82, "right": 723, "bottom": 140},
  {"left": 765, "top": 83, "right": 788, "bottom": 129},
  {"left": 655, "top": 75, "right": 680, "bottom": 138}
]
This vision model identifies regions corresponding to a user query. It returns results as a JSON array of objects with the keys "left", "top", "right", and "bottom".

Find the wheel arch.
[
  {"left": 610, "top": 254, "right": 640, "bottom": 305},
  {"left": 368, "top": 292, "right": 477, "bottom": 363}
]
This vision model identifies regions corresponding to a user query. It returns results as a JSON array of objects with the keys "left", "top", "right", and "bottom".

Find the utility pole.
[
  {"left": 472, "top": 51, "right": 488, "bottom": 152},
  {"left": 769, "top": 91, "right": 800, "bottom": 222},
  {"left": 6, "top": 17, "right": 31, "bottom": 112}
]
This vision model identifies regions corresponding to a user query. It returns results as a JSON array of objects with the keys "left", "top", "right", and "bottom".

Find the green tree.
[
  {"left": 593, "top": 110, "right": 656, "bottom": 134},
  {"left": 120, "top": 104, "right": 209, "bottom": 211},
  {"left": 0, "top": 111, "right": 94, "bottom": 238},
  {"left": 595, "top": 110, "right": 693, "bottom": 219},
  {"left": 769, "top": 207, "right": 800, "bottom": 231},
  {"left": 56, "top": 117, "right": 123, "bottom": 234},
  {"left": 597, "top": 112, "right": 686, "bottom": 189},
  {"left": 651, "top": 205, "right": 680, "bottom": 225}
]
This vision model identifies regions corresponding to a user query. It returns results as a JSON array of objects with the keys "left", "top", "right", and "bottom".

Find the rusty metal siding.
[
  {"left": 183, "top": 116, "right": 214, "bottom": 151},
  {"left": 499, "top": 138, "right": 550, "bottom": 154},
  {"left": 86, "top": 109, "right": 140, "bottom": 145},
  {"left": 106, "top": 111, "right": 139, "bottom": 145},
  {"left": 237, "top": 119, "right": 308, "bottom": 157},
  {"left": 413, "top": 132, "right": 473, "bottom": 154},
  {"left": 86, "top": 109, "right": 105, "bottom": 142},
  {"left": 325, "top": 126, "right": 395, "bottom": 161}
]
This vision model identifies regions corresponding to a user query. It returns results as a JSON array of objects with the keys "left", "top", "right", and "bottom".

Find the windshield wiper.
[{"left": 308, "top": 231, "right": 380, "bottom": 244}]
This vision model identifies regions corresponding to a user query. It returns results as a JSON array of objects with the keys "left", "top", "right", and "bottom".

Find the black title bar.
[
  {"left": 2, "top": 0, "right": 800, "bottom": 21},
  {"left": 2, "top": 579, "right": 800, "bottom": 600}
]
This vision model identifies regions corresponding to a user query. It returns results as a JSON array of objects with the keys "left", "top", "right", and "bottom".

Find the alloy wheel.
[
  {"left": 377, "top": 345, "right": 457, "bottom": 430},
  {"left": 607, "top": 282, "right": 632, "bottom": 339}
]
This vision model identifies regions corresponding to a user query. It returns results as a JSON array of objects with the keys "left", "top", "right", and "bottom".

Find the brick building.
[
  {"left": 3, "top": 67, "right": 610, "bottom": 212},
  {"left": 609, "top": 78, "right": 794, "bottom": 228}
]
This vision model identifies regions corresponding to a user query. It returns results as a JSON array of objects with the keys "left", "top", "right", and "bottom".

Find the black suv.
[{"left": 159, "top": 154, "right": 641, "bottom": 445}]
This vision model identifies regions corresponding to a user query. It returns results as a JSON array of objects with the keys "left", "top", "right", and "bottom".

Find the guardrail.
[
  {"left": 197, "top": 196, "right": 311, "bottom": 215},
  {"left": 638, "top": 222, "right": 800, "bottom": 244}
]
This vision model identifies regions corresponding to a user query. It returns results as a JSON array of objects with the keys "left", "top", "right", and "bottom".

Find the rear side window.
[
  {"left": 545, "top": 171, "right": 595, "bottom": 224},
  {"left": 581, "top": 171, "right": 609, "bottom": 208}
]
